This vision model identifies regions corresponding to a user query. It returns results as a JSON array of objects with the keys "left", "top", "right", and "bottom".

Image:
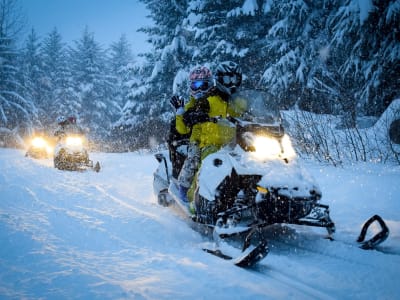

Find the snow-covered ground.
[{"left": 1, "top": 147, "right": 399, "bottom": 299}]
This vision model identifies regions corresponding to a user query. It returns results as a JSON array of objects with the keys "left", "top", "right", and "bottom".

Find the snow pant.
[
  {"left": 178, "top": 142, "right": 200, "bottom": 190},
  {"left": 167, "top": 118, "right": 190, "bottom": 179},
  {"left": 178, "top": 143, "right": 220, "bottom": 208}
]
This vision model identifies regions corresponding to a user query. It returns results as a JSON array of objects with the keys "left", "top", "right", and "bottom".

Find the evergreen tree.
[
  {"left": 108, "top": 34, "right": 135, "bottom": 110},
  {"left": 116, "top": 0, "right": 191, "bottom": 149},
  {"left": 327, "top": 0, "right": 400, "bottom": 124},
  {"left": 69, "top": 27, "right": 118, "bottom": 141},
  {"left": 40, "top": 28, "right": 76, "bottom": 129},
  {"left": 357, "top": 0, "right": 400, "bottom": 116},
  {"left": 185, "top": 0, "right": 272, "bottom": 87},
  {"left": 18, "top": 28, "right": 43, "bottom": 129},
  {"left": 327, "top": 0, "right": 368, "bottom": 126},
  {"left": 112, "top": 60, "right": 153, "bottom": 151},
  {"left": 0, "top": 0, "right": 36, "bottom": 145},
  {"left": 259, "top": 0, "right": 341, "bottom": 112}
]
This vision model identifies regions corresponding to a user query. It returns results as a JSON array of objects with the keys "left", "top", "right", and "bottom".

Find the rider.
[
  {"left": 54, "top": 116, "right": 84, "bottom": 139},
  {"left": 214, "top": 61, "right": 243, "bottom": 101},
  {"left": 170, "top": 63, "right": 245, "bottom": 206}
]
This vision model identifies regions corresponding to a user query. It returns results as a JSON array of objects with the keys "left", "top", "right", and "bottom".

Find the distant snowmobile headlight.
[
  {"left": 66, "top": 136, "right": 83, "bottom": 147},
  {"left": 46, "top": 145, "right": 54, "bottom": 156},
  {"left": 31, "top": 137, "right": 46, "bottom": 148}
]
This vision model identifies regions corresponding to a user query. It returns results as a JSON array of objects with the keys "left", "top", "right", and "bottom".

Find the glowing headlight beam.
[
  {"left": 66, "top": 136, "right": 83, "bottom": 147},
  {"left": 250, "top": 134, "right": 296, "bottom": 161},
  {"left": 254, "top": 136, "right": 282, "bottom": 156},
  {"left": 281, "top": 134, "right": 296, "bottom": 160},
  {"left": 31, "top": 137, "right": 46, "bottom": 148}
]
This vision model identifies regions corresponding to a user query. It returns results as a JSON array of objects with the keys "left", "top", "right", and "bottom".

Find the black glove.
[
  {"left": 183, "top": 109, "right": 210, "bottom": 127},
  {"left": 170, "top": 95, "right": 184, "bottom": 110}
]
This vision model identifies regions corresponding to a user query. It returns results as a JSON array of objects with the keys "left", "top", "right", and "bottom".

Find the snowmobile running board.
[{"left": 295, "top": 204, "right": 336, "bottom": 235}]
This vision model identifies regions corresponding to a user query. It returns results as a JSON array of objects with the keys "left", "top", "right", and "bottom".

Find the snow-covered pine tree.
[
  {"left": 68, "top": 27, "right": 119, "bottom": 143},
  {"left": 111, "top": 60, "right": 152, "bottom": 151},
  {"left": 184, "top": 0, "right": 272, "bottom": 87},
  {"left": 115, "top": 0, "right": 191, "bottom": 150},
  {"left": 108, "top": 34, "right": 135, "bottom": 111},
  {"left": 260, "top": 0, "right": 341, "bottom": 112},
  {"left": 327, "top": 0, "right": 370, "bottom": 127},
  {"left": 18, "top": 28, "right": 43, "bottom": 130},
  {"left": 107, "top": 34, "right": 138, "bottom": 151},
  {"left": 0, "top": 0, "right": 36, "bottom": 146},
  {"left": 357, "top": 0, "right": 400, "bottom": 116},
  {"left": 40, "top": 28, "right": 77, "bottom": 131}
]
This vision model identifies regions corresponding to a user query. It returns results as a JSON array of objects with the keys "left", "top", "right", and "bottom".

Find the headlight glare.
[
  {"left": 66, "top": 136, "right": 83, "bottom": 147},
  {"left": 31, "top": 137, "right": 46, "bottom": 148}
]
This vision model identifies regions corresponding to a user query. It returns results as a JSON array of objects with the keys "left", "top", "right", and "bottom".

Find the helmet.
[
  {"left": 56, "top": 116, "right": 67, "bottom": 125},
  {"left": 68, "top": 116, "right": 76, "bottom": 124},
  {"left": 215, "top": 61, "right": 242, "bottom": 95},
  {"left": 189, "top": 66, "right": 214, "bottom": 100}
]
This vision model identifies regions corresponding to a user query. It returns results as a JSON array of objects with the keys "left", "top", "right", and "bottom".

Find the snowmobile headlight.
[
  {"left": 251, "top": 134, "right": 296, "bottom": 161},
  {"left": 252, "top": 136, "right": 281, "bottom": 160},
  {"left": 31, "top": 137, "right": 47, "bottom": 148},
  {"left": 66, "top": 136, "right": 83, "bottom": 147}
]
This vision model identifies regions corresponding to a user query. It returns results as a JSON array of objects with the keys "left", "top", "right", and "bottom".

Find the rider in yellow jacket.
[
  {"left": 176, "top": 94, "right": 245, "bottom": 156},
  {"left": 170, "top": 63, "right": 245, "bottom": 205}
]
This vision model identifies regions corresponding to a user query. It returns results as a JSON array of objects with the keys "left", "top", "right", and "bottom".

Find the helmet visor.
[
  {"left": 221, "top": 74, "right": 238, "bottom": 87},
  {"left": 190, "top": 80, "right": 210, "bottom": 92}
]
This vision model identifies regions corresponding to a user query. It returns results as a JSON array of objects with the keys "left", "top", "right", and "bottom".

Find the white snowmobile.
[
  {"left": 54, "top": 134, "right": 100, "bottom": 172},
  {"left": 153, "top": 90, "right": 387, "bottom": 267}
]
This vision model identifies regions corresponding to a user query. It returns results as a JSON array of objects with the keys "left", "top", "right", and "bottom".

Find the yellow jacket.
[{"left": 176, "top": 93, "right": 247, "bottom": 150}]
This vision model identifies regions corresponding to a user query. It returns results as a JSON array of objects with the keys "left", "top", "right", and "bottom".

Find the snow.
[
  {"left": 228, "top": 0, "right": 258, "bottom": 17},
  {"left": 1, "top": 148, "right": 400, "bottom": 299},
  {"left": 357, "top": 0, "right": 373, "bottom": 25}
]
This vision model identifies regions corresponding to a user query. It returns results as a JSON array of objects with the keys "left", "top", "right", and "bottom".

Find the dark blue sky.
[{"left": 20, "top": 0, "right": 152, "bottom": 54}]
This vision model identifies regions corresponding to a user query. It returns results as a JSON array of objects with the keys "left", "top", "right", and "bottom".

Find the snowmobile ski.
[
  {"left": 234, "top": 240, "right": 269, "bottom": 268},
  {"left": 357, "top": 214, "right": 389, "bottom": 250},
  {"left": 203, "top": 226, "right": 269, "bottom": 268},
  {"left": 203, "top": 242, "right": 269, "bottom": 268},
  {"left": 203, "top": 231, "right": 269, "bottom": 268},
  {"left": 202, "top": 248, "right": 233, "bottom": 260},
  {"left": 93, "top": 161, "right": 101, "bottom": 172}
]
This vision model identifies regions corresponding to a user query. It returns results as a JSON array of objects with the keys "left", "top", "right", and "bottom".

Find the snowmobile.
[
  {"left": 25, "top": 136, "right": 53, "bottom": 159},
  {"left": 153, "top": 90, "right": 388, "bottom": 268},
  {"left": 153, "top": 90, "right": 335, "bottom": 267},
  {"left": 54, "top": 134, "right": 100, "bottom": 172}
]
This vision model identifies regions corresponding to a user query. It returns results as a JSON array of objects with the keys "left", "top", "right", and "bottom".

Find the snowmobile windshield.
[{"left": 231, "top": 90, "right": 282, "bottom": 125}]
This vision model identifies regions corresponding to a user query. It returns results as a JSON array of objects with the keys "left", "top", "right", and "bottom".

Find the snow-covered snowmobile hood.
[{"left": 198, "top": 145, "right": 321, "bottom": 201}]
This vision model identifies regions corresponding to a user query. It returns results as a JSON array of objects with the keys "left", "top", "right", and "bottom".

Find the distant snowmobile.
[
  {"left": 154, "top": 90, "right": 337, "bottom": 267},
  {"left": 54, "top": 134, "right": 100, "bottom": 172},
  {"left": 25, "top": 136, "right": 53, "bottom": 159}
]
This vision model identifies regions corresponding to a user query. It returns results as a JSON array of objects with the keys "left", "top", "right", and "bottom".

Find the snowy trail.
[{"left": 1, "top": 148, "right": 400, "bottom": 299}]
